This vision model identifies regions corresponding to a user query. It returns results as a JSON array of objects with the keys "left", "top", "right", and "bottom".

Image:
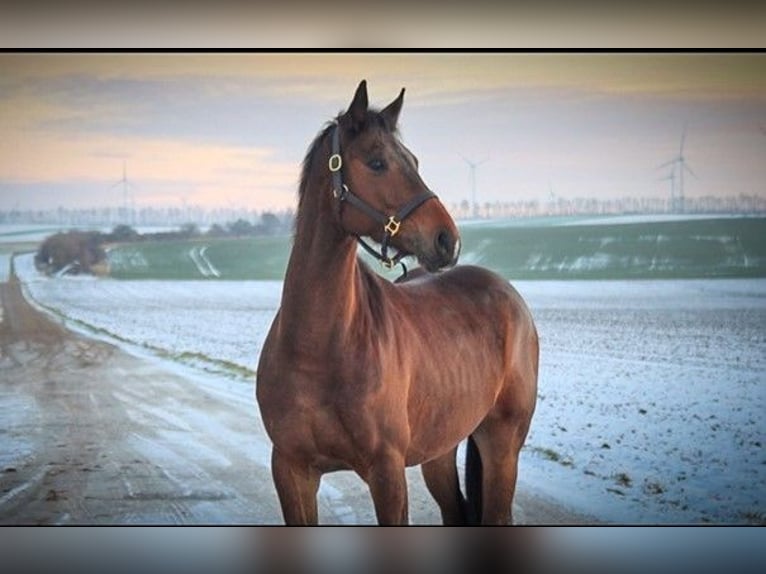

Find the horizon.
[
  {"left": 3, "top": 194, "right": 764, "bottom": 231},
  {"left": 2, "top": 53, "right": 765, "bottom": 214}
]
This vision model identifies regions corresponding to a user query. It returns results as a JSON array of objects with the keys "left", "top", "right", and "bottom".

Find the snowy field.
[{"left": 12, "top": 253, "right": 766, "bottom": 523}]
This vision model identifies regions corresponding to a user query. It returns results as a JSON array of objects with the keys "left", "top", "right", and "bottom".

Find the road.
[{"left": 0, "top": 270, "right": 593, "bottom": 524}]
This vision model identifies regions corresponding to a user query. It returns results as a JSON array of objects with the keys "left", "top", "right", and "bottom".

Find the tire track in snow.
[
  {"left": 0, "top": 467, "right": 48, "bottom": 507},
  {"left": 188, "top": 245, "right": 220, "bottom": 278},
  {"left": 199, "top": 246, "right": 220, "bottom": 278}
]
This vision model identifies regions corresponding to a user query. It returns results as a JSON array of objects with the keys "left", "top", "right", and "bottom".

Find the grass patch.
[
  {"left": 643, "top": 480, "right": 665, "bottom": 495},
  {"left": 459, "top": 217, "right": 766, "bottom": 280},
  {"left": 532, "top": 446, "right": 561, "bottom": 462},
  {"left": 614, "top": 472, "right": 633, "bottom": 488},
  {"left": 741, "top": 511, "right": 766, "bottom": 525},
  {"left": 529, "top": 445, "right": 575, "bottom": 467},
  {"left": 108, "top": 235, "right": 292, "bottom": 280},
  {"left": 173, "top": 351, "right": 256, "bottom": 380}
]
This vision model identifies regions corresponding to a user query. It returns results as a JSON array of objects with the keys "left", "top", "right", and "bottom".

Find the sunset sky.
[{"left": 1, "top": 53, "right": 764, "bottom": 213}]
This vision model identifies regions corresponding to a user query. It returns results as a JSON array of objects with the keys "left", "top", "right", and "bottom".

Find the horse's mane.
[{"left": 297, "top": 120, "right": 337, "bottom": 203}]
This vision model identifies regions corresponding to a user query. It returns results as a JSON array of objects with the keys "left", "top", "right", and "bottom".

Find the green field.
[
  {"left": 108, "top": 236, "right": 292, "bottom": 280},
  {"left": 106, "top": 217, "right": 766, "bottom": 281},
  {"left": 459, "top": 217, "right": 766, "bottom": 280}
]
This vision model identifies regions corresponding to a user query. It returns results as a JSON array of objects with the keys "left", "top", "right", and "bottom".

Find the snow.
[
  {"left": 13, "top": 253, "right": 766, "bottom": 523},
  {"left": 15, "top": 254, "right": 282, "bottom": 375},
  {"left": 515, "top": 279, "right": 765, "bottom": 523}
]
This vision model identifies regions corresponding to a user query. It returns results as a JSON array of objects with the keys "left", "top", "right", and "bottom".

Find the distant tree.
[
  {"left": 179, "top": 222, "right": 200, "bottom": 238},
  {"left": 109, "top": 224, "right": 139, "bottom": 242},
  {"left": 260, "top": 212, "right": 281, "bottom": 235},
  {"left": 35, "top": 231, "right": 107, "bottom": 275},
  {"left": 227, "top": 218, "right": 255, "bottom": 237},
  {"left": 207, "top": 223, "right": 227, "bottom": 238}
]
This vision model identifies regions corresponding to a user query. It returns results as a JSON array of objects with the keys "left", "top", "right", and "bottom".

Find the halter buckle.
[
  {"left": 381, "top": 258, "right": 395, "bottom": 270},
  {"left": 384, "top": 216, "right": 401, "bottom": 237},
  {"left": 328, "top": 153, "right": 342, "bottom": 172},
  {"left": 333, "top": 183, "right": 349, "bottom": 201}
]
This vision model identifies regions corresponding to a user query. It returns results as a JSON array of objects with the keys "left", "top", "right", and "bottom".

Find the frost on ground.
[
  {"left": 14, "top": 254, "right": 766, "bottom": 524},
  {"left": 517, "top": 280, "right": 765, "bottom": 524},
  {"left": 15, "top": 254, "right": 281, "bottom": 377}
]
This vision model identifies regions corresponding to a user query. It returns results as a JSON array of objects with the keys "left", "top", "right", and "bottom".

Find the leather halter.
[{"left": 328, "top": 124, "right": 436, "bottom": 272}]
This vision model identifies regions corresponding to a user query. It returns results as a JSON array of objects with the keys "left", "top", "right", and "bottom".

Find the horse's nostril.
[{"left": 436, "top": 229, "right": 454, "bottom": 258}]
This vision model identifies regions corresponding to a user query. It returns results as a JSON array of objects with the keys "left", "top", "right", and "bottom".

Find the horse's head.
[{"left": 332, "top": 80, "right": 460, "bottom": 272}]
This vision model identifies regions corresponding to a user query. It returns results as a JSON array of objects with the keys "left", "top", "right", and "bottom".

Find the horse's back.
[{"left": 400, "top": 264, "right": 535, "bottom": 329}]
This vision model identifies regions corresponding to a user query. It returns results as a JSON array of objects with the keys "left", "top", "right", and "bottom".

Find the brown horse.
[{"left": 256, "top": 80, "right": 538, "bottom": 525}]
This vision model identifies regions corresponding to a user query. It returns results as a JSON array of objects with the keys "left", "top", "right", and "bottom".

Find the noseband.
[{"left": 329, "top": 124, "right": 436, "bottom": 273}]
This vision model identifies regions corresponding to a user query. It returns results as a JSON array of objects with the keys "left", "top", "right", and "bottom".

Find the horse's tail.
[{"left": 464, "top": 435, "right": 483, "bottom": 524}]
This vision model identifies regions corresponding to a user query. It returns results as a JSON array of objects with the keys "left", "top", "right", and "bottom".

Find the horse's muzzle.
[{"left": 423, "top": 227, "right": 460, "bottom": 271}]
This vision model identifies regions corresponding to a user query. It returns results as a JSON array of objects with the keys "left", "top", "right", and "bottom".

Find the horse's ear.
[
  {"left": 381, "top": 88, "right": 405, "bottom": 129},
  {"left": 346, "top": 80, "right": 368, "bottom": 131}
]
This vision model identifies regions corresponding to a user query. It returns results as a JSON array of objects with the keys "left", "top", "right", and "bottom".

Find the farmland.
[
  {"left": 108, "top": 236, "right": 291, "bottom": 280},
  {"left": 13, "top": 249, "right": 766, "bottom": 523},
  {"left": 105, "top": 216, "right": 766, "bottom": 281},
  {"left": 4, "top": 214, "right": 766, "bottom": 523}
]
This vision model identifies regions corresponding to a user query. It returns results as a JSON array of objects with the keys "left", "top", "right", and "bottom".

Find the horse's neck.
[{"left": 278, "top": 183, "right": 366, "bottom": 347}]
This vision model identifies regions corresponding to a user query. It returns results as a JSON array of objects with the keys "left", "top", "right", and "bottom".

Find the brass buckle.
[
  {"left": 328, "top": 154, "right": 342, "bottom": 172},
  {"left": 381, "top": 258, "right": 395, "bottom": 270},
  {"left": 384, "top": 216, "right": 401, "bottom": 237},
  {"left": 332, "top": 183, "right": 349, "bottom": 200}
]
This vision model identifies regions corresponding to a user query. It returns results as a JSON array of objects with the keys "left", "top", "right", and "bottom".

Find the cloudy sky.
[{"left": 1, "top": 53, "right": 764, "bottom": 213}]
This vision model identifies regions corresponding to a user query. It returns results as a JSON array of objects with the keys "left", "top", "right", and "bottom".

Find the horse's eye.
[{"left": 367, "top": 158, "right": 387, "bottom": 173}]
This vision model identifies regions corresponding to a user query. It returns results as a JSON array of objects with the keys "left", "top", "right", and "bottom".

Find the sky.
[{"left": 1, "top": 53, "right": 765, "bottom": 214}]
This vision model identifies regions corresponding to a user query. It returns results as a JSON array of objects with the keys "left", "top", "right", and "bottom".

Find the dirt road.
[{"left": 0, "top": 271, "right": 593, "bottom": 524}]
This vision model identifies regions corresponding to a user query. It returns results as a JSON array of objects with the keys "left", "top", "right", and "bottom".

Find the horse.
[{"left": 256, "top": 80, "right": 539, "bottom": 524}]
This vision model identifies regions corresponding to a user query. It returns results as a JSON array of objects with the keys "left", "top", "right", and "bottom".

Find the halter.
[{"left": 329, "top": 124, "right": 436, "bottom": 275}]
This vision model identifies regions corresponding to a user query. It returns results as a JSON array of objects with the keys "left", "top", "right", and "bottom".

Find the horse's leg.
[
  {"left": 472, "top": 419, "right": 529, "bottom": 525},
  {"left": 420, "top": 447, "right": 467, "bottom": 525},
  {"left": 475, "top": 328, "right": 538, "bottom": 525},
  {"left": 366, "top": 451, "right": 409, "bottom": 525},
  {"left": 271, "top": 447, "right": 321, "bottom": 525}
]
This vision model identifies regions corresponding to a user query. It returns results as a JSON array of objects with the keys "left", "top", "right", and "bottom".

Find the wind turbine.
[
  {"left": 460, "top": 154, "right": 488, "bottom": 219},
  {"left": 548, "top": 181, "right": 556, "bottom": 202},
  {"left": 658, "top": 165, "right": 676, "bottom": 209},
  {"left": 657, "top": 126, "right": 697, "bottom": 213},
  {"left": 111, "top": 160, "right": 137, "bottom": 225}
]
